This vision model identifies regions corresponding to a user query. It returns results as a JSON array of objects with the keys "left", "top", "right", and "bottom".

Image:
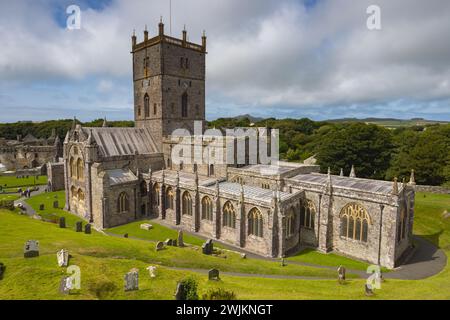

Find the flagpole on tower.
[{"left": 169, "top": 0, "right": 172, "bottom": 36}]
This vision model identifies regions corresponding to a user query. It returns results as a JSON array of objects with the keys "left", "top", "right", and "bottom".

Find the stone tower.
[{"left": 131, "top": 20, "right": 207, "bottom": 152}]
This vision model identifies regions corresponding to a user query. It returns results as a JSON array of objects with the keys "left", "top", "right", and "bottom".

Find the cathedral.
[{"left": 53, "top": 21, "right": 416, "bottom": 269}]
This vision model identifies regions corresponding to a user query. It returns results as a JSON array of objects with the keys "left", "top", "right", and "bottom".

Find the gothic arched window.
[
  {"left": 285, "top": 208, "right": 295, "bottom": 238},
  {"left": 165, "top": 187, "right": 174, "bottom": 210},
  {"left": 76, "top": 158, "right": 84, "bottom": 181},
  {"left": 201, "top": 196, "right": 213, "bottom": 221},
  {"left": 209, "top": 164, "right": 214, "bottom": 177},
  {"left": 182, "top": 191, "right": 192, "bottom": 216},
  {"left": 144, "top": 94, "right": 150, "bottom": 118},
  {"left": 248, "top": 208, "right": 263, "bottom": 237},
  {"left": 152, "top": 183, "right": 160, "bottom": 206},
  {"left": 340, "top": 203, "right": 370, "bottom": 242},
  {"left": 118, "top": 192, "right": 129, "bottom": 213},
  {"left": 77, "top": 188, "right": 85, "bottom": 202},
  {"left": 300, "top": 200, "right": 316, "bottom": 229},
  {"left": 181, "top": 93, "right": 188, "bottom": 118},
  {"left": 223, "top": 201, "right": 236, "bottom": 229},
  {"left": 69, "top": 158, "right": 76, "bottom": 178}
]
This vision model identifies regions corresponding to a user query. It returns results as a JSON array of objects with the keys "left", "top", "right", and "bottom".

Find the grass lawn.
[
  {"left": 0, "top": 174, "right": 47, "bottom": 188},
  {"left": 0, "top": 190, "right": 448, "bottom": 299},
  {"left": 0, "top": 194, "right": 20, "bottom": 201},
  {"left": 108, "top": 220, "right": 225, "bottom": 249}
]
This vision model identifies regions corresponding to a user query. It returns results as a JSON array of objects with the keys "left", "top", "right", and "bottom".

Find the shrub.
[
  {"left": 88, "top": 280, "right": 118, "bottom": 300},
  {"left": 202, "top": 288, "right": 237, "bottom": 300},
  {"left": 179, "top": 276, "right": 199, "bottom": 300},
  {"left": 0, "top": 200, "right": 14, "bottom": 210}
]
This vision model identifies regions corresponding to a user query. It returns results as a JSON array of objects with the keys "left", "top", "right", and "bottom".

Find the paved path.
[{"left": 13, "top": 185, "right": 47, "bottom": 217}]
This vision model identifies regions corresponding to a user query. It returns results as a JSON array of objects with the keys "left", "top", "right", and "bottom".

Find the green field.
[
  {"left": 0, "top": 174, "right": 47, "bottom": 188},
  {"left": 0, "top": 191, "right": 449, "bottom": 299}
]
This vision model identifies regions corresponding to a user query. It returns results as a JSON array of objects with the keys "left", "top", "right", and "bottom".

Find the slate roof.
[
  {"left": 107, "top": 169, "right": 138, "bottom": 186},
  {"left": 82, "top": 127, "right": 159, "bottom": 157},
  {"left": 217, "top": 182, "right": 293, "bottom": 203},
  {"left": 290, "top": 173, "right": 397, "bottom": 195}
]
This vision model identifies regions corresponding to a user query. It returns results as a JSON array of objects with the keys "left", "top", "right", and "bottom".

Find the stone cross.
[
  {"left": 84, "top": 224, "right": 91, "bottom": 234},
  {"left": 57, "top": 249, "right": 69, "bottom": 267},
  {"left": 208, "top": 269, "right": 220, "bottom": 281},
  {"left": 155, "top": 241, "right": 164, "bottom": 251},
  {"left": 24, "top": 240, "right": 39, "bottom": 258},
  {"left": 124, "top": 269, "right": 139, "bottom": 291},
  {"left": 146, "top": 266, "right": 157, "bottom": 278},
  {"left": 59, "top": 217, "right": 66, "bottom": 228},
  {"left": 177, "top": 230, "right": 184, "bottom": 247},
  {"left": 75, "top": 221, "right": 82, "bottom": 232},
  {"left": 337, "top": 265, "right": 346, "bottom": 284}
]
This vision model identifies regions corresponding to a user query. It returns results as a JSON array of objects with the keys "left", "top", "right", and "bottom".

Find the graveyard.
[{"left": 0, "top": 190, "right": 448, "bottom": 299}]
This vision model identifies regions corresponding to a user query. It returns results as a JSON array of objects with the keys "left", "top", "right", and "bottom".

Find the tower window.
[
  {"left": 153, "top": 103, "right": 157, "bottom": 115},
  {"left": 144, "top": 94, "right": 149, "bottom": 118},
  {"left": 181, "top": 93, "right": 188, "bottom": 117}
]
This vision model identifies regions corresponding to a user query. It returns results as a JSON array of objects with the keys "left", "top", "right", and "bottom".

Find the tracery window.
[
  {"left": 201, "top": 196, "right": 213, "bottom": 221},
  {"left": 300, "top": 200, "right": 316, "bottom": 229},
  {"left": 223, "top": 201, "right": 236, "bottom": 228},
  {"left": 248, "top": 208, "right": 263, "bottom": 237},
  {"left": 166, "top": 187, "right": 174, "bottom": 210},
  {"left": 118, "top": 192, "right": 129, "bottom": 213},
  {"left": 285, "top": 208, "right": 295, "bottom": 238},
  {"left": 182, "top": 191, "right": 192, "bottom": 216},
  {"left": 340, "top": 203, "right": 370, "bottom": 242}
]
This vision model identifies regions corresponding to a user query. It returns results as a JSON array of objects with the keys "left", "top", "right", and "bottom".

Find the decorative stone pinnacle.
[{"left": 392, "top": 177, "right": 399, "bottom": 195}]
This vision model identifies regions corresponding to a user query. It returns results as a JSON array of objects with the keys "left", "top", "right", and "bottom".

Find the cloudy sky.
[{"left": 0, "top": 0, "right": 449, "bottom": 122}]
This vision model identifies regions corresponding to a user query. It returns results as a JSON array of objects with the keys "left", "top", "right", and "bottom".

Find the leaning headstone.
[
  {"left": 164, "top": 239, "right": 173, "bottom": 246},
  {"left": 337, "top": 265, "right": 346, "bottom": 284},
  {"left": 146, "top": 266, "right": 157, "bottom": 278},
  {"left": 75, "top": 221, "right": 82, "bottom": 232},
  {"left": 53, "top": 200, "right": 59, "bottom": 209},
  {"left": 241, "top": 253, "right": 247, "bottom": 259},
  {"left": 177, "top": 230, "right": 184, "bottom": 247},
  {"left": 59, "top": 217, "right": 66, "bottom": 228},
  {"left": 0, "top": 262, "right": 5, "bottom": 280},
  {"left": 365, "top": 284, "right": 374, "bottom": 296},
  {"left": 208, "top": 269, "right": 220, "bottom": 281},
  {"left": 174, "top": 282, "right": 185, "bottom": 300},
  {"left": 57, "top": 249, "right": 69, "bottom": 267},
  {"left": 124, "top": 269, "right": 139, "bottom": 292},
  {"left": 39, "top": 204, "right": 45, "bottom": 210},
  {"left": 202, "top": 239, "right": 213, "bottom": 255},
  {"left": 155, "top": 241, "right": 164, "bottom": 251},
  {"left": 140, "top": 223, "right": 153, "bottom": 230},
  {"left": 24, "top": 240, "right": 39, "bottom": 258},
  {"left": 59, "top": 276, "right": 72, "bottom": 295},
  {"left": 84, "top": 224, "right": 91, "bottom": 234}
]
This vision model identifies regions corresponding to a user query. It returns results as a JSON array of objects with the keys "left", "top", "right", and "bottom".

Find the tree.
[{"left": 315, "top": 123, "right": 394, "bottom": 179}]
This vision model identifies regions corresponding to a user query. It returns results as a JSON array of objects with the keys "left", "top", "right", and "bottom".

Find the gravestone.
[
  {"left": 208, "top": 269, "right": 220, "bottom": 281},
  {"left": 76, "top": 221, "right": 82, "bottom": 232},
  {"left": 241, "top": 253, "right": 247, "bottom": 259},
  {"left": 337, "top": 265, "right": 346, "bottom": 284},
  {"left": 124, "top": 269, "right": 139, "bottom": 291},
  {"left": 155, "top": 241, "right": 164, "bottom": 251},
  {"left": 365, "top": 284, "right": 374, "bottom": 296},
  {"left": 0, "top": 262, "right": 5, "bottom": 280},
  {"left": 59, "top": 217, "right": 66, "bottom": 228},
  {"left": 140, "top": 223, "right": 153, "bottom": 230},
  {"left": 175, "top": 282, "right": 185, "bottom": 300},
  {"left": 281, "top": 258, "right": 286, "bottom": 267},
  {"left": 59, "top": 276, "right": 72, "bottom": 295},
  {"left": 146, "top": 266, "right": 157, "bottom": 278},
  {"left": 84, "top": 224, "right": 91, "bottom": 234},
  {"left": 202, "top": 239, "right": 213, "bottom": 255},
  {"left": 57, "top": 249, "right": 69, "bottom": 267},
  {"left": 39, "top": 204, "right": 45, "bottom": 210},
  {"left": 177, "top": 230, "right": 184, "bottom": 247},
  {"left": 124, "top": 234, "right": 129, "bottom": 238},
  {"left": 24, "top": 240, "right": 39, "bottom": 258},
  {"left": 164, "top": 239, "right": 173, "bottom": 246},
  {"left": 53, "top": 201, "right": 59, "bottom": 209}
]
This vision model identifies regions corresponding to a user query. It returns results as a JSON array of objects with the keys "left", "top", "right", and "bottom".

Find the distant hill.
[
  {"left": 326, "top": 117, "right": 449, "bottom": 128},
  {"left": 233, "top": 114, "right": 265, "bottom": 123}
]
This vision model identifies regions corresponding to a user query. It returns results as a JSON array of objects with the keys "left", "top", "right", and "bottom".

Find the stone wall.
[
  {"left": 414, "top": 185, "right": 450, "bottom": 195},
  {"left": 47, "top": 162, "right": 65, "bottom": 191}
]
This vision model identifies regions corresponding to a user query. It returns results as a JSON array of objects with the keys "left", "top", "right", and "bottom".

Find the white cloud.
[{"left": 0, "top": 0, "right": 449, "bottom": 121}]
